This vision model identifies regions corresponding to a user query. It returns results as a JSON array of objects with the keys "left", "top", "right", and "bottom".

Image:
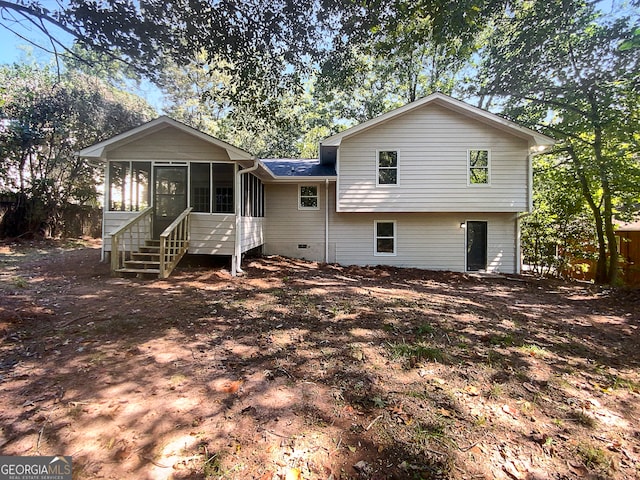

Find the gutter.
[{"left": 233, "top": 159, "right": 259, "bottom": 276}]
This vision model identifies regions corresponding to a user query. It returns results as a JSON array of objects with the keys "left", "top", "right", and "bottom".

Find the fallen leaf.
[
  {"left": 464, "top": 385, "right": 479, "bottom": 396},
  {"left": 347, "top": 445, "right": 357, "bottom": 453},
  {"left": 568, "top": 461, "right": 589, "bottom": 476},
  {"left": 523, "top": 382, "right": 538, "bottom": 393},
  {"left": 219, "top": 380, "right": 242, "bottom": 394},
  {"left": 502, "top": 404, "right": 518, "bottom": 418},
  {"left": 503, "top": 460, "right": 525, "bottom": 479},
  {"left": 438, "top": 408, "right": 453, "bottom": 418},
  {"left": 469, "top": 445, "right": 483, "bottom": 455},
  {"left": 285, "top": 467, "right": 301, "bottom": 480},
  {"left": 259, "top": 472, "right": 274, "bottom": 480}
]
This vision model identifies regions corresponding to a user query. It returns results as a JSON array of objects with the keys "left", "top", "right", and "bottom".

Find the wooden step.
[
  {"left": 139, "top": 245, "right": 160, "bottom": 253},
  {"left": 124, "top": 260, "right": 161, "bottom": 268},
  {"left": 130, "top": 252, "right": 160, "bottom": 260},
  {"left": 115, "top": 268, "right": 161, "bottom": 275},
  {"left": 146, "top": 239, "right": 160, "bottom": 247}
]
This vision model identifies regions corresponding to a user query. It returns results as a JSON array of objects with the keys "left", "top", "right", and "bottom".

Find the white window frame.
[
  {"left": 374, "top": 220, "right": 397, "bottom": 256},
  {"left": 467, "top": 149, "right": 491, "bottom": 186},
  {"left": 298, "top": 184, "right": 320, "bottom": 210},
  {"left": 376, "top": 149, "right": 399, "bottom": 186}
]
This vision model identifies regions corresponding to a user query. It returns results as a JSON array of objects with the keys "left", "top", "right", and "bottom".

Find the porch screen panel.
[
  {"left": 240, "top": 173, "right": 264, "bottom": 217},
  {"left": 131, "top": 162, "right": 150, "bottom": 211},
  {"left": 212, "top": 164, "right": 234, "bottom": 213},
  {"left": 109, "top": 161, "right": 150, "bottom": 211},
  {"left": 109, "top": 161, "right": 128, "bottom": 211},
  {"left": 190, "top": 162, "right": 211, "bottom": 212}
]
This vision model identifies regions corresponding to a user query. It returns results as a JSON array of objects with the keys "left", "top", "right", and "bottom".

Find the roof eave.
[{"left": 266, "top": 176, "right": 337, "bottom": 183}]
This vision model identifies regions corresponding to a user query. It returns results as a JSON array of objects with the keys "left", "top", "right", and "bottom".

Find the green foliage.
[
  {"left": 0, "top": 62, "right": 155, "bottom": 237},
  {"left": 388, "top": 341, "right": 444, "bottom": 367},
  {"left": 522, "top": 154, "right": 598, "bottom": 277},
  {"left": 478, "top": 0, "right": 640, "bottom": 284},
  {"left": 576, "top": 442, "right": 611, "bottom": 469}
]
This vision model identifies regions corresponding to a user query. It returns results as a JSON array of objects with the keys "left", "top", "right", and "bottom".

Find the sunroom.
[{"left": 77, "top": 116, "right": 269, "bottom": 277}]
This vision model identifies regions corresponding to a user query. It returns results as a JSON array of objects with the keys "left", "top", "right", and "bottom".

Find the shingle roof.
[{"left": 261, "top": 159, "right": 337, "bottom": 178}]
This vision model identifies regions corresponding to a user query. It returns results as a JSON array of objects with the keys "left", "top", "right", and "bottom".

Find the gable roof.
[
  {"left": 76, "top": 115, "right": 256, "bottom": 161},
  {"left": 321, "top": 92, "right": 555, "bottom": 148}
]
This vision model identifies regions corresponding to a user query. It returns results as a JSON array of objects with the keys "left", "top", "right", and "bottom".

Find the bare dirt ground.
[{"left": 0, "top": 239, "right": 639, "bottom": 480}]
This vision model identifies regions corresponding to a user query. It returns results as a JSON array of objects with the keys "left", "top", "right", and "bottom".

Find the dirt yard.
[{"left": 0, "top": 239, "right": 638, "bottom": 480}]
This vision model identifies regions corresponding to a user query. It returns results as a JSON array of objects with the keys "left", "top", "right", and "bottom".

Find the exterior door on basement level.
[
  {"left": 466, "top": 221, "right": 487, "bottom": 271},
  {"left": 153, "top": 166, "right": 187, "bottom": 238}
]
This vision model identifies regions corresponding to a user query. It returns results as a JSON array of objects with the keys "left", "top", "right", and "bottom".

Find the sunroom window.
[
  {"left": 108, "top": 161, "right": 150, "bottom": 211},
  {"left": 189, "top": 163, "right": 234, "bottom": 213}
]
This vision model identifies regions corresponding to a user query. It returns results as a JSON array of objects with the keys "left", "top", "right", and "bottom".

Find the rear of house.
[
  {"left": 262, "top": 94, "right": 553, "bottom": 274},
  {"left": 79, "top": 93, "right": 553, "bottom": 277}
]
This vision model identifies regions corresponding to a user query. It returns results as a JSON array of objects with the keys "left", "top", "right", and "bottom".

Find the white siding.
[
  {"left": 109, "top": 128, "right": 231, "bottom": 161},
  {"left": 240, "top": 217, "right": 264, "bottom": 253},
  {"left": 330, "top": 212, "right": 517, "bottom": 273},
  {"left": 337, "top": 104, "right": 530, "bottom": 212},
  {"left": 189, "top": 214, "right": 235, "bottom": 255},
  {"left": 263, "top": 182, "right": 517, "bottom": 272},
  {"left": 263, "top": 183, "right": 328, "bottom": 262}
]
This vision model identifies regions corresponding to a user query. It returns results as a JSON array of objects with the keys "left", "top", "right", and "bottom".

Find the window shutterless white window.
[
  {"left": 468, "top": 149, "right": 490, "bottom": 185},
  {"left": 374, "top": 220, "right": 396, "bottom": 255},
  {"left": 377, "top": 150, "right": 398, "bottom": 185},
  {"left": 299, "top": 184, "right": 319, "bottom": 210}
]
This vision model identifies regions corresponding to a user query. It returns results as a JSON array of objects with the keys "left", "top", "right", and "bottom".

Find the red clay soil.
[{"left": 0, "top": 239, "right": 639, "bottom": 480}]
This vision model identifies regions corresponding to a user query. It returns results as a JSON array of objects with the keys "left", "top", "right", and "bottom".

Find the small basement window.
[
  {"left": 468, "top": 149, "right": 490, "bottom": 185},
  {"left": 377, "top": 150, "right": 398, "bottom": 185},
  {"left": 374, "top": 220, "right": 396, "bottom": 255},
  {"left": 299, "top": 185, "right": 319, "bottom": 210}
]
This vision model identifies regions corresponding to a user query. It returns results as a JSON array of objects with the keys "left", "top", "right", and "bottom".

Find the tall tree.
[
  {"left": 0, "top": 0, "right": 512, "bottom": 114},
  {"left": 0, "top": 62, "right": 155, "bottom": 237},
  {"left": 477, "top": 0, "right": 640, "bottom": 284}
]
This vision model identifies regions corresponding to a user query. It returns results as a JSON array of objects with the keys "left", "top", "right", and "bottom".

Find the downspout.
[
  {"left": 233, "top": 159, "right": 259, "bottom": 276},
  {"left": 325, "top": 179, "right": 329, "bottom": 263},
  {"left": 101, "top": 161, "right": 108, "bottom": 262}
]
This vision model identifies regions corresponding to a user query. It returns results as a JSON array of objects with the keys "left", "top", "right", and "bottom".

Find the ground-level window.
[
  {"left": 109, "top": 161, "right": 151, "bottom": 211},
  {"left": 377, "top": 150, "right": 398, "bottom": 185},
  {"left": 468, "top": 149, "right": 490, "bottom": 185},
  {"left": 299, "top": 185, "right": 319, "bottom": 210},
  {"left": 374, "top": 220, "right": 396, "bottom": 255}
]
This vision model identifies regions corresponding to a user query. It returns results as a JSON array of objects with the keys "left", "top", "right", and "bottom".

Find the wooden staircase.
[
  {"left": 115, "top": 239, "right": 161, "bottom": 276},
  {"left": 110, "top": 207, "right": 192, "bottom": 279}
]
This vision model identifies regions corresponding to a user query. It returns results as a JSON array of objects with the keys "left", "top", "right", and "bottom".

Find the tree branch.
[{"left": 0, "top": 1, "right": 139, "bottom": 74}]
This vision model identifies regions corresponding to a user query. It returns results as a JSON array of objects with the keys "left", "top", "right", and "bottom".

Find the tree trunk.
[
  {"left": 571, "top": 149, "right": 608, "bottom": 283},
  {"left": 590, "top": 96, "right": 618, "bottom": 285}
]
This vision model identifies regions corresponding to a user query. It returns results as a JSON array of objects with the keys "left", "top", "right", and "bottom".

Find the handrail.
[
  {"left": 110, "top": 206, "right": 153, "bottom": 275},
  {"left": 159, "top": 207, "right": 193, "bottom": 278}
]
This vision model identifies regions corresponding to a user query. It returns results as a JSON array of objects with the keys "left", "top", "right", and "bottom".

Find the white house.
[{"left": 77, "top": 93, "right": 554, "bottom": 278}]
